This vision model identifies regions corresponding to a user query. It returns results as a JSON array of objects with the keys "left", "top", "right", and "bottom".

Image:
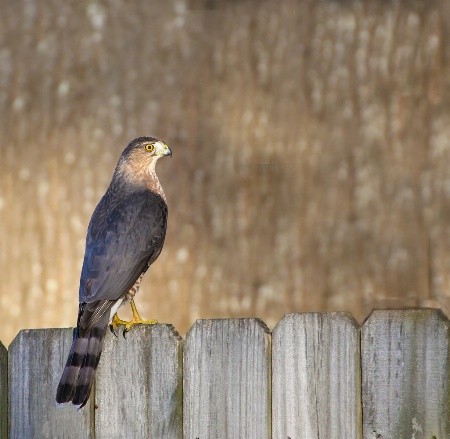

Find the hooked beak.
[{"left": 163, "top": 144, "right": 172, "bottom": 157}]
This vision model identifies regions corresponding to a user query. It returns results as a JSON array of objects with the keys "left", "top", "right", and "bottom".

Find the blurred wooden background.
[{"left": 1, "top": 0, "right": 449, "bottom": 346}]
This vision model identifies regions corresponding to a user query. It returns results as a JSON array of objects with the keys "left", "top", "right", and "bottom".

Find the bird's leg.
[
  {"left": 128, "top": 299, "right": 157, "bottom": 328},
  {"left": 108, "top": 273, "right": 157, "bottom": 336},
  {"left": 112, "top": 299, "right": 157, "bottom": 338}
]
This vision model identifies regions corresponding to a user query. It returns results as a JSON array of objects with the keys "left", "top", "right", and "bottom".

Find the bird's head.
[
  {"left": 124, "top": 136, "right": 172, "bottom": 159},
  {"left": 115, "top": 136, "right": 172, "bottom": 188}
]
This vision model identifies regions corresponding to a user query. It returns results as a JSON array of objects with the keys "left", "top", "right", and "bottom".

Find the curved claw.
[
  {"left": 110, "top": 313, "right": 129, "bottom": 337},
  {"left": 109, "top": 325, "right": 118, "bottom": 337}
]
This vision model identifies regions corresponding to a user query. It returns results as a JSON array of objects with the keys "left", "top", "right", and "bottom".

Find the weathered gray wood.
[
  {"left": 0, "top": 342, "right": 7, "bottom": 439},
  {"left": 272, "top": 313, "right": 361, "bottom": 439},
  {"left": 8, "top": 328, "right": 92, "bottom": 439},
  {"left": 183, "top": 318, "right": 271, "bottom": 439},
  {"left": 362, "top": 309, "right": 450, "bottom": 438},
  {"left": 95, "top": 324, "right": 182, "bottom": 439}
]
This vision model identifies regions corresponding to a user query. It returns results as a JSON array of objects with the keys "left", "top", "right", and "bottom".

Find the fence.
[{"left": 1, "top": 309, "right": 449, "bottom": 439}]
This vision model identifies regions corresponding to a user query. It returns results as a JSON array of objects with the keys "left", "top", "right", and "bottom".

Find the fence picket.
[
  {"left": 361, "top": 309, "right": 450, "bottom": 438},
  {"left": 8, "top": 329, "right": 92, "bottom": 439},
  {"left": 272, "top": 312, "right": 361, "bottom": 439},
  {"left": 95, "top": 324, "right": 183, "bottom": 439},
  {"left": 0, "top": 342, "right": 7, "bottom": 439},
  {"left": 183, "top": 318, "right": 271, "bottom": 439}
]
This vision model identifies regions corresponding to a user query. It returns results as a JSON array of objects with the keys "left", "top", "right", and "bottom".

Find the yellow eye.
[{"left": 145, "top": 143, "right": 155, "bottom": 152}]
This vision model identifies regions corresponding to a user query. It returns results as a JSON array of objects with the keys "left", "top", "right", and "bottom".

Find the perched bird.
[{"left": 56, "top": 136, "right": 171, "bottom": 408}]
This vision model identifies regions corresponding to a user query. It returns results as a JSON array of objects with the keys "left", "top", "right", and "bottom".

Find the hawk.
[{"left": 56, "top": 136, "right": 172, "bottom": 407}]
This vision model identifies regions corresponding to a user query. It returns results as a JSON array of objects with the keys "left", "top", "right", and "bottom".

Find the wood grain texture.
[
  {"left": 8, "top": 328, "right": 92, "bottom": 439},
  {"left": 361, "top": 309, "right": 450, "bottom": 439},
  {"left": 183, "top": 318, "right": 271, "bottom": 439},
  {"left": 272, "top": 313, "right": 361, "bottom": 439},
  {"left": 0, "top": 342, "right": 7, "bottom": 439},
  {"left": 95, "top": 324, "right": 182, "bottom": 439}
]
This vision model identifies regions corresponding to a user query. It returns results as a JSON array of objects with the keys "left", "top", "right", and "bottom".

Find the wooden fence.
[{"left": 1, "top": 310, "right": 449, "bottom": 439}]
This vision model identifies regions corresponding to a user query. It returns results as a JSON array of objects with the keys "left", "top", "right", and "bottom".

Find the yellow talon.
[
  {"left": 110, "top": 299, "right": 157, "bottom": 336},
  {"left": 110, "top": 313, "right": 128, "bottom": 335}
]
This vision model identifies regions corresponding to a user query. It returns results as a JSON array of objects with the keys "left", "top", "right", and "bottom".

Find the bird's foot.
[
  {"left": 109, "top": 299, "right": 157, "bottom": 338},
  {"left": 109, "top": 313, "right": 130, "bottom": 337}
]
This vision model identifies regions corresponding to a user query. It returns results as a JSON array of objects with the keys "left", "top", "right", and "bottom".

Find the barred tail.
[{"left": 56, "top": 313, "right": 109, "bottom": 408}]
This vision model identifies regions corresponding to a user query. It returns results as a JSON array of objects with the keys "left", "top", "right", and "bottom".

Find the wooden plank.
[
  {"left": 361, "top": 309, "right": 450, "bottom": 438},
  {"left": 183, "top": 318, "right": 271, "bottom": 439},
  {"left": 95, "top": 324, "right": 182, "bottom": 439},
  {"left": 8, "top": 328, "right": 92, "bottom": 439},
  {"left": 0, "top": 342, "right": 7, "bottom": 439},
  {"left": 272, "top": 312, "right": 361, "bottom": 439}
]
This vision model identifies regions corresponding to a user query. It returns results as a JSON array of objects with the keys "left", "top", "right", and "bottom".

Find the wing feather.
[{"left": 77, "top": 190, "right": 167, "bottom": 331}]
